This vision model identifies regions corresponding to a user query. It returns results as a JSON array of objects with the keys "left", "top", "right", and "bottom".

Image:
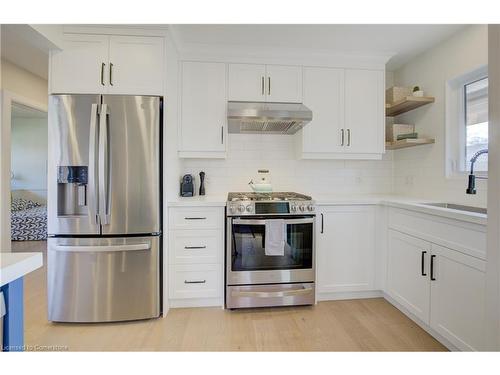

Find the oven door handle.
[
  {"left": 232, "top": 218, "right": 315, "bottom": 225},
  {"left": 231, "top": 285, "right": 313, "bottom": 298}
]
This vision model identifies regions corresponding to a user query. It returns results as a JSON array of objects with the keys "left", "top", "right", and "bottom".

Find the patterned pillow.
[{"left": 11, "top": 198, "right": 42, "bottom": 211}]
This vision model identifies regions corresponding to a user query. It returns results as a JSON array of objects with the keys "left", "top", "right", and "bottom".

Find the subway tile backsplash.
[{"left": 180, "top": 134, "right": 394, "bottom": 196}]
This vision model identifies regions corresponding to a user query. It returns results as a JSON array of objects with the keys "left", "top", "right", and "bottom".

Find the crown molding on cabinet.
[
  {"left": 177, "top": 42, "right": 393, "bottom": 70},
  {"left": 62, "top": 25, "right": 170, "bottom": 37}
]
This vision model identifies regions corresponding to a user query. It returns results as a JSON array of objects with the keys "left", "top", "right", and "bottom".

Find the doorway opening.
[{"left": 10, "top": 102, "right": 48, "bottom": 253}]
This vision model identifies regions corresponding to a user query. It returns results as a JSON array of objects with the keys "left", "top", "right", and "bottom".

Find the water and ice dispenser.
[{"left": 57, "top": 166, "right": 88, "bottom": 216}]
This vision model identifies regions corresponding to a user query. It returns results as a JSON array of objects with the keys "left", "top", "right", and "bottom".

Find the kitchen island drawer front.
[
  {"left": 169, "top": 264, "right": 222, "bottom": 299},
  {"left": 169, "top": 230, "right": 223, "bottom": 264},
  {"left": 169, "top": 207, "right": 223, "bottom": 230},
  {"left": 388, "top": 207, "right": 486, "bottom": 260}
]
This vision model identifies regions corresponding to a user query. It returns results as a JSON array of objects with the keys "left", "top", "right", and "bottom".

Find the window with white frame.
[
  {"left": 464, "top": 77, "right": 488, "bottom": 172},
  {"left": 446, "top": 66, "right": 488, "bottom": 177}
]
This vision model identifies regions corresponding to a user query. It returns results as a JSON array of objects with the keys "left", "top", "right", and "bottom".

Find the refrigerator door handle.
[
  {"left": 98, "top": 104, "right": 111, "bottom": 225},
  {"left": 53, "top": 243, "right": 150, "bottom": 253},
  {"left": 88, "top": 103, "right": 100, "bottom": 225}
]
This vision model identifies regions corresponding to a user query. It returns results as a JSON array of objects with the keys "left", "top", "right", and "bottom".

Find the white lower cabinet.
[
  {"left": 387, "top": 230, "right": 430, "bottom": 323},
  {"left": 387, "top": 229, "right": 486, "bottom": 351},
  {"left": 168, "top": 206, "right": 224, "bottom": 307},
  {"left": 429, "top": 244, "right": 486, "bottom": 351},
  {"left": 317, "top": 206, "right": 376, "bottom": 298}
]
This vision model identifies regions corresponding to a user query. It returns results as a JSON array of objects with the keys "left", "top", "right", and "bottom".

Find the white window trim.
[{"left": 445, "top": 65, "right": 488, "bottom": 179}]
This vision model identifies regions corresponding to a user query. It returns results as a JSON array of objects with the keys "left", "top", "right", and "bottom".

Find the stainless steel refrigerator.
[{"left": 47, "top": 94, "right": 162, "bottom": 323}]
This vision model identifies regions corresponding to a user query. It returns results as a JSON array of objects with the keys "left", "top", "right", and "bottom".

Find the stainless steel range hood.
[{"left": 227, "top": 101, "right": 313, "bottom": 135}]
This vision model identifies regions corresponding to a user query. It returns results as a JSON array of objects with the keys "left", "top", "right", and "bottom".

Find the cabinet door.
[
  {"left": 430, "top": 244, "right": 486, "bottom": 351},
  {"left": 50, "top": 34, "right": 109, "bottom": 94},
  {"left": 228, "top": 63, "right": 266, "bottom": 102},
  {"left": 266, "top": 65, "right": 303, "bottom": 103},
  {"left": 108, "top": 36, "right": 164, "bottom": 95},
  {"left": 301, "top": 67, "right": 344, "bottom": 154},
  {"left": 344, "top": 69, "right": 384, "bottom": 154},
  {"left": 317, "top": 206, "right": 376, "bottom": 295},
  {"left": 180, "top": 61, "right": 227, "bottom": 154},
  {"left": 387, "top": 230, "right": 431, "bottom": 323}
]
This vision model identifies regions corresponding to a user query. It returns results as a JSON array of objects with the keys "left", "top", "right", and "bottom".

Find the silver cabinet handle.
[
  {"left": 88, "top": 103, "right": 99, "bottom": 225},
  {"left": 184, "top": 246, "right": 207, "bottom": 249},
  {"left": 101, "top": 63, "right": 105, "bottom": 86},
  {"left": 341, "top": 129, "right": 345, "bottom": 146},
  {"left": 232, "top": 286, "right": 313, "bottom": 298},
  {"left": 261, "top": 76, "right": 265, "bottom": 95},
  {"left": 54, "top": 243, "right": 150, "bottom": 253},
  {"left": 184, "top": 280, "right": 206, "bottom": 284},
  {"left": 347, "top": 129, "right": 351, "bottom": 146},
  {"left": 221, "top": 125, "right": 224, "bottom": 144},
  {"left": 109, "top": 63, "right": 114, "bottom": 86},
  {"left": 184, "top": 217, "right": 207, "bottom": 220},
  {"left": 268, "top": 76, "right": 271, "bottom": 95}
]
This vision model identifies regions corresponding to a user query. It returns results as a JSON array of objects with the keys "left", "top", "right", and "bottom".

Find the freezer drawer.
[{"left": 47, "top": 236, "right": 160, "bottom": 322}]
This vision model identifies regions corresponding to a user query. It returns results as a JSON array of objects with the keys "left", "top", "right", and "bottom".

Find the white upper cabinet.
[
  {"left": 50, "top": 34, "right": 109, "bottom": 94},
  {"left": 228, "top": 64, "right": 266, "bottom": 102},
  {"left": 227, "top": 63, "right": 302, "bottom": 103},
  {"left": 265, "top": 65, "right": 302, "bottom": 103},
  {"left": 50, "top": 33, "right": 164, "bottom": 95},
  {"left": 179, "top": 61, "right": 227, "bottom": 158},
  {"left": 344, "top": 69, "right": 384, "bottom": 155},
  {"left": 298, "top": 67, "right": 384, "bottom": 159},
  {"left": 317, "top": 206, "right": 376, "bottom": 297},
  {"left": 107, "top": 36, "right": 164, "bottom": 95},
  {"left": 300, "top": 67, "right": 345, "bottom": 155}
]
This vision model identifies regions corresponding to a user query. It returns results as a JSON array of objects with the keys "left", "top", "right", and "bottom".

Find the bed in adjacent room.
[{"left": 11, "top": 198, "right": 47, "bottom": 241}]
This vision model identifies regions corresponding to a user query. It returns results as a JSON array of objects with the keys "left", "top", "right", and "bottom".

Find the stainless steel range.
[{"left": 226, "top": 192, "right": 315, "bottom": 309}]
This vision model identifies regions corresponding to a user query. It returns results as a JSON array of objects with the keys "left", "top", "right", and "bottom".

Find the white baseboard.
[
  {"left": 169, "top": 297, "right": 223, "bottom": 308},
  {"left": 317, "top": 290, "right": 383, "bottom": 302},
  {"left": 382, "top": 292, "right": 459, "bottom": 351}
]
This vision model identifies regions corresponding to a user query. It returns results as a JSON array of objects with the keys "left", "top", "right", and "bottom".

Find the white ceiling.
[
  {"left": 1, "top": 24, "right": 49, "bottom": 79},
  {"left": 11, "top": 103, "right": 47, "bottom": 119},
  {"left": 173, "top": 24, "right": 467, "bottom": 70}
]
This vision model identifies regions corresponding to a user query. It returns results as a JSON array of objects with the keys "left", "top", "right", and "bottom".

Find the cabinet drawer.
[
  {"left": 169, "top": 230, "right": 222, "bottom": 264},
  {"left": 168, "top": 207, "right": 223, "bottom": 230},
  {"left": 169, "top": 264, "right": 222, "bottom": 299}
]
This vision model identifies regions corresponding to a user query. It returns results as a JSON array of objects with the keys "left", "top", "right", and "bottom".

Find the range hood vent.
[{"left": 227, "top": 101, "right": 313, "bottom": 135}]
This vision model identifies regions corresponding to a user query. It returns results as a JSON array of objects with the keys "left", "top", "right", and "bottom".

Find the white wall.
[
  {"left": 11, "top": 116, "right": 48, "bottom": 203},
  {"left": 392, "top": 25, "right": 488, "bottom": 207},
  {"left": 180, "top": 134, "right": 393, "bottom": 197},
  {"left": 0, "top": 59, "right": 48, "bottom": 104}
]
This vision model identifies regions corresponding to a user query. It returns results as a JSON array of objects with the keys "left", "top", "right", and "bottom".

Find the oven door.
[{"left": 227, "top": 216, "right": 315, "bottom": 285}]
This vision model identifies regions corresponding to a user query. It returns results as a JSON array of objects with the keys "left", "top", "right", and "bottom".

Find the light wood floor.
[{"left": 12, "top": 240, "right": 446, "bottom": 351}]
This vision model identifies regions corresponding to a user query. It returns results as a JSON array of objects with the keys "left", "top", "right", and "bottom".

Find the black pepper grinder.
[{"left": 199, "top": 171, "right": 206, "bottom": 196}]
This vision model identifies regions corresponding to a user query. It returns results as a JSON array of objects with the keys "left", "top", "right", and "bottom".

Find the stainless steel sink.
[{"left": 422, "top": 203, "right": 487, "bottom": 215}]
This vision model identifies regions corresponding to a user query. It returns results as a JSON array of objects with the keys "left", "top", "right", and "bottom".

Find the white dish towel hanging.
[{"left": 264, "top": 219, "right": 286, "bottom": 256}]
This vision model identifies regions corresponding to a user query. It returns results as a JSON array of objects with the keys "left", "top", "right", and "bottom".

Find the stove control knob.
[
  {"left": 299, "top": 205, "right": 305, "bottom": 212},
  {"left": 290, "top": 205, "right": 297, "bottom": 212},
  {"left": 308, "top": 205, "right": 315, "bottom": 211},
  {"left": 229, "top": 205, "right": 236, "bottom": 213},
  {"left": 238, "top": 205, "right": 246, "bottom": 213},
  {"left": 246, "top": 205, "right": 253, "bottom": 213}
]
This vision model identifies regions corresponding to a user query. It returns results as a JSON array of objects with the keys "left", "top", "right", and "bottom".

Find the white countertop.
[
  {"left": 0, "top": 252, "right": 43, "bottom": 287},
  {"left": 167, "top": 193, "right": 487, "bottom": 225},
  {"left": 168, "top": 195, "right": 227, "bottom": 207}
]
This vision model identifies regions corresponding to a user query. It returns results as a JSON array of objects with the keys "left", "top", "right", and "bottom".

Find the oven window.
[{"left": 231, "top": 222, "right": 313, "bottom": 271}]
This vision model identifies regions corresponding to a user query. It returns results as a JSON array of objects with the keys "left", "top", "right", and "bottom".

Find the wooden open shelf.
[
  {"left": 386, "top": 138, "right": 435, "bottom": 150},
  {"left": 386, "top": 96, "right": 435, "bottom": 117}
]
